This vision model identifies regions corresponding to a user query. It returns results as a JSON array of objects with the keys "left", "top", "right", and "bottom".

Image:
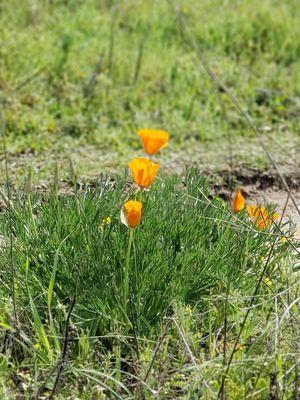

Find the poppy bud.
[{"left": 121, "top": 200, "right": 143, "bottom": 228}]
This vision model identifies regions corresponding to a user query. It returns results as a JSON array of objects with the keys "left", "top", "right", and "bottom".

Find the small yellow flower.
[
  {"left": 34, "top": 343, "right": 41, "bottom": 350},
  {"left": 264, "top": 277, "right": 273, "bottom": 287},
  {"left": 100, "top": 216, "right": 112, "bottom": 232},
  {"left": 185, "top": 306, "right": 193, "bottom": 316},
  {"left": 102, "top": 217, "right": 112, "bottom": 225},
  {"left": 280, "top": 236, "right": 287, "bottom": 244}
]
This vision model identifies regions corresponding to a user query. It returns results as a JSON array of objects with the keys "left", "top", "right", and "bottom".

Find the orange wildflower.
[
  {"left": 138, "top": 129, "right": 170, "bottom": 155},
  {"left": 128, "top": 158, "right": 160, "bottom": 188},
  {"left": 232, "top": 189, "right": 246, "bottom": 213},
  {"left": 122, "top": 200, "right": 142, "bottom": 228},
  {"left": 247, "top": 205, "right": 279, "bottom": 229}
]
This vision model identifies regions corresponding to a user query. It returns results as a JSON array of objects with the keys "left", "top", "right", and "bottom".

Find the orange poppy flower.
[
  {"left": 122, "top": 200, "right": 142, "bottom": 228},
  {"left": 128, "top": 158, "right": 160, "bottom": 188},
  {"left": 247, "top": 205, "right": 279, "bottom": 229},
  {"left": 138, "top": 129, "right": 170, "bottom": 155},
  {"left": 232, "top": 189, "right": 246, "bottom": 213}
]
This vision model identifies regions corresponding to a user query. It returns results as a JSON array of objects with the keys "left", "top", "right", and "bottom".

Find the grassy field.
[
  {"left": 1, "top": 1, "right": 300, "bottom": 399},
  {"left": 1, "top": 0, "right": 300, "bottom": 182}
]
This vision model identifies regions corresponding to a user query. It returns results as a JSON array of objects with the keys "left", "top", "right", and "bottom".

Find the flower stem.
[{"left": 124, "top": 229, "right": 134, "bottom": 313}]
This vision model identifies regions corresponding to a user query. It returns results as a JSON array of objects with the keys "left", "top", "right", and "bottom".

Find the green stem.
[
  {"left": 28, "top": 194, "right": 38, "bottom": 237},
  {"left": 124, "top": 229, "right": 134, "bottom": 313}
]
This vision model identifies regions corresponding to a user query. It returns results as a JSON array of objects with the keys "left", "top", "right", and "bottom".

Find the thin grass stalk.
[
  {"left": 129, "top": 293, "right": 140, "bottom": 358},
  {"left": 68, "top": 156, "right": 77, "bottom": 190},
  {"left": 144, "top": 318, "right": 171, "bottom": 383},
  {"left": 13, "top": 64, "right": 48, "bottom": 93},
  {"left": 47, "top": 235, "right": 70, "bottom": 354},
  {"left": 25, "top": 258, "right": 53, "bottom": 361},
  {"left": 108, "top": 16, "right": 115, "bottom": 77},
  {"left": 129, "top": 236, "right": 140, "bottom": 357},
  {"left": 124, "top": 229, "right": 134, "bottom": 314},
  {"left": 27, "top": 194, "right": 38, "bottom": 237},
  {"left": 170, "top": 317, "right": 214, "bottom": 395},
  {"left": 132, "top": 37, "right": 145, "bottom": 85},
  {"left": 49, "top": 294, "right": 76, "bottom": 399},
  {"left": 0, "top": 100, "right": 18, "bottom": 326},
  {"left": 170, "top": 317, "right": 198, "bottom": 368},
  {"left": 53, "top": 160, "right": 59, "bottom": 194},
  {"left": 222, "top": 280, "right": 230, "bottom": 367},
  {"left": 272, "top": 297, "right": 280, "bottom": 399}
]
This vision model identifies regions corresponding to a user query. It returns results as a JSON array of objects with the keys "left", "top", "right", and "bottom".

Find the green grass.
[
  {"left": 1, "top": 0, "right": 300, "bottom": 180},
  {"left": 0, "top": 170, "right": 299, "bottom": 398}
]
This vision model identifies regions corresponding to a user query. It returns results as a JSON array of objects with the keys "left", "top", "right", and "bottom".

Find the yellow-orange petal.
[
  {"left": 272, "top": 211, "right": 279, "bottom": 221},
  {"left": 122, "top": 200, "right": 142, "bottom": 228},
  {"left": 232, "top": 189, "right": 246, "bottom": 213},
  {"left": 247, "top": 205, "right": 278, "bottom": 230},
  {"left": 128, "top": 157, "right": 160, "bottom": 188},
  {"left": 246, "top": 205, "right": 257, "bottom": 218},
  {"left": 138, "top": 129, "right": 170, "bottom": 155}
]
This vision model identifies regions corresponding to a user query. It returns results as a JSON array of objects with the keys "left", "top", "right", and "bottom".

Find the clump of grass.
[{"left": 0, "top": 169, "right": 298, "bottom": 398}]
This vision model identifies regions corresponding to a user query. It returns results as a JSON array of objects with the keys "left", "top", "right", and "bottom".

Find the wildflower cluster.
[
  {"left": 232, "top": 189, "right": 279, "bottom": 229},
  {"left": 121, "top": 129, "right": 170, "bottom": 228}
]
